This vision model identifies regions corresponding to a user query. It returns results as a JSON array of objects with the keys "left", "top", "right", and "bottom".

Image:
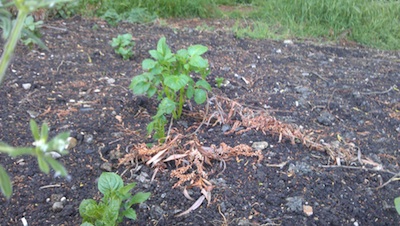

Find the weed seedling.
[
  {"left": 129, "top": 37, "right": 211, "bottom": 141},
  {"left": 0, "top": 120, "right": 70, "bottom": 198},
  {"left": 110, "top": 33, "right": 135, "bottom": 60},
  {"left": 79, "top": 172, "right": 150, "bottom": 226},
  {"left": 215, "top": 77, "right": 224, "bottom": 88},
  {"left": 21, "top": 15, "right": 44, "bottom": 48}
]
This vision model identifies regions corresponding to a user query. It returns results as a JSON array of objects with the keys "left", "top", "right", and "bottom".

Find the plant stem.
[
  {"left": 177, "top": 88, "right": 185, "bottom": 118},
  {"left": 0, "top": 10, "right": 28, "bottom": 85}
]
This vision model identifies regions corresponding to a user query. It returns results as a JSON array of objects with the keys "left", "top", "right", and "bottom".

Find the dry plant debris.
[
  {"left": 120, "top": 94, "right": 381, "bottom": 216},
  {"left": 206, "top": 95, "right": 374, "bottom": 166}
]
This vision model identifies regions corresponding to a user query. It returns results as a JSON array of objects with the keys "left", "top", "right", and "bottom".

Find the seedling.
[
  {"left": 21, "top": 15, "right": 44, "bottom": 48},
  {"left": 129, "top": 37, "right": 211, "bottom": 141},
  {"left": 79, "top": 172, "right": 150, "bottom": 226},
  {"left": 110, "top": 33, "right": 135, "bottom": 60},
  {"left": 215, "top": 77, "right": 224, "bottom": 88},
  {"left": 0, "top": 120, "right": 70, "bottom": 199}
]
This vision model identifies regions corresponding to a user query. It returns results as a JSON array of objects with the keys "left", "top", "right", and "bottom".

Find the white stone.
[
  {"left": 22, "top": 83, "right": 31, "bottom": 90},
  {"left": 284, "top": 40, "right": 293, "bottom": 44},
  {"left": 251, "top": 141, "right": 269, "bottom": 150}
]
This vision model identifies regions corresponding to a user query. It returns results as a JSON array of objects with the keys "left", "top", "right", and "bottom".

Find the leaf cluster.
[
  {"left": 0, "top": 120, "right": 70, "bottom": 199},
  {"left": 129, "top": 37, "right": 211, "bottom": 141},
  {"left": 0, "top": 8, "right": 46, "bottom": 49},
  {"left": 110, "top": 33, "right": 135, "bottom": 60},
  {"left": 79, "top": 172, "right": 150, "bottom": 226}
]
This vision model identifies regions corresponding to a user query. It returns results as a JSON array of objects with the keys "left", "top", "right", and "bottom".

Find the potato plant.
[{"left": 130, "top": 37, "right": 211, "bottom": 141}]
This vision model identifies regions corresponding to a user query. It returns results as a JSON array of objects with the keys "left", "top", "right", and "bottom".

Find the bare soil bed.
[{"left": 0, "top": 17, "right": 399, "bottom": 225}]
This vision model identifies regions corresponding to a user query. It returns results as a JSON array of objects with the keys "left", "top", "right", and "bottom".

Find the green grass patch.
[
  {"left": 254, "top": 0, "right": 400, "bottom": 50},
  {"left": 48, "top": 0, "right": 400, "bottom": 50}
]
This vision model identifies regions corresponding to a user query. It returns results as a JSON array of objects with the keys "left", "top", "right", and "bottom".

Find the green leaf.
[
  {"left": 132, "top": 81, "right": 151, "bottom": 95},
  {"left": 129, "top": 74, "right": 147, "bottom": 90},
  {"left": 157, "top": 98, "right": 176, "bottom": 116},
  {"left": 37, "top": 155, "right": 50, "bottom": 174},
  {"left": 30, "top": 120, "right": 40, "bottom": 141},
  {"left": 142, "top": 59, "right": 157, "bottom": 70},
  {"left": 122, "top": 208, "right": 137, "bottom": 220},
  {"left": 164, "top": 74, "right": 190, "bottom": 92},
  {"left": 188, "top": 45, "right": 208, "bottom": 56},
  {"left": 98, "top": 172, "right": 124, "bottom": 194},
  {"left": 103, "top": 198, "right": 120, "bottom": 224},
  {"left": 157, "top": 37, "right": 167, "bottom": 55},
  {"left": 189, "top": 55, "right": 208, "bottom": 68},
  {"left": 194, "top": 89, "right": 207, "bottom": 104},
  {"left": 21, "top": 28, "right": 48, "bottom": 50},
  {"left": 120, "top": 33, "right": 133, "bottom": 46},
  {"left": 176, "top": 49, "right": 189, "bottom": 59},
  {"left": 0, "top": 164, "right": 12, "bottom": 199},
  {"left": 196, "top": 80, "right": 212, "bottom": 91},
  {"left": 110, "top": 38, "right": 120, "bottom": 48},
  {"left": 79, "top": 199, "right": 106, "bottom": 224},
  {"left": 127, "top": 192, "right": 151, "bottom": 206},
  {"left": 146, "top": 120, "right": 155, "bottom": 135},
  {"left": 0, "top": 142, "right": 33, "bottom": 156},
  {"left": 149, "top": 50, "right": 163, "bottom": 60},
  {"left": 80, "top": 222, "right": 94, "bottom": 226},
  {"left": 147, "top": 86, "right": 157, "bottom": 97},
  {"left": 44, "top": 156, "right": 68, "bottom": 177},
  {"left": 186, "top": 85, "right": 194, "bottom": 99},
  {"left": 395, "top": 197, "right": 400, "bottom": 215},
  {"left": 118, "top": 182, "right": 136, "bottom": 200}
]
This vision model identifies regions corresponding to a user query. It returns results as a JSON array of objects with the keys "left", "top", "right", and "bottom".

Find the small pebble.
[
  {"left": 284, "top": 39, "right": 294, "bottom": 44},
  {"left": 52, "top": 202, "right": 64, "bottom": 212},
  {"left": 100, "top": 162, "right": 112, "bottom": 172},
  {"left": 66, "top": 137, "right": 77, "bottom": 150},
  {"left": 27, "top": 110, "right": 39, "bottom": 118},
  {"left": 22, "top": 83, "right": 31, "bottom": 90},
  {"left": 84, "top": 134, "right": 94, "bottom": 144},
  {"left": 251, "top": 141, "right": 269, "bottom": 150}
]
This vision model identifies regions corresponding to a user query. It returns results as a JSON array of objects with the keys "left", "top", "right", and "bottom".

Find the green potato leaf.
[
  {"left": 127, "top": 192, "right": 151, "bottom": 207},
  {"left": 149, "top": 49, "right": 163, "bottom": 60},
  {"left": 122, "top": 208, "right": 137, "bottom": 221},
  {"left": 194, "top": 88, "right": 207, "bottom": 104},
  {"left": 188, "top": 44, "right": 208, "bottom": 56},
  {"left": 186, "top": 85, "right": 194, "bottom": 99},
  {"left": 142, "top": 59, "right": 157, "bottom": 70},
  {"left": 189, "top": 55, "right": 208, "bottom": 68},
  {"left": 196, "top": 80, "right": 212, "bottom": 91},
  {"left": 98, "top": 172, "right": 124, "bottom": 195},
  {"left": 164, "top": 74, "right": 190, "bottom": 92},
  {"left": 157, "top": 98, "right": 176, "bottom": 116}
]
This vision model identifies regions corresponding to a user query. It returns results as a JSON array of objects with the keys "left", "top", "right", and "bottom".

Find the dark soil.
[{"left": 1, "top": 16, "right": 399, "bottom": 226}]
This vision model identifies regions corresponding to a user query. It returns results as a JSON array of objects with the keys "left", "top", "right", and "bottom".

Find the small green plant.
[
  {"left": 129, "top": 37, "right": 211, "bottom": 141},
  {"left": 0, "top": 120, "right": 70, "bottom": 199},
  {"left": 0, "top": 0, "right": 73, "bottom": 85},
  {"left": 20, "top": 15, "right": 44, "bottom": 48},
  {"left": 0, "top": 8, "right": 46, "bottom": 49},
  {"left": 0, "top": 0, "right": 74, "bottom": 199},
  {"left": 215, "top": 76, "right": 224, "bottom": 88},
  {"left": 79, "top": 172, "right": 150, "bottom": 226},
  {"left": 110, "top": 33, "right": 135, "bottom": 60}
]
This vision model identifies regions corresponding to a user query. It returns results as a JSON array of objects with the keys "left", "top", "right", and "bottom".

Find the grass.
[
  {"left": 256, "top": 0, "right": 400, "bottom": 50},
  {"left": 53, "top": 0, "right": 400, "bottom": 50}
]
